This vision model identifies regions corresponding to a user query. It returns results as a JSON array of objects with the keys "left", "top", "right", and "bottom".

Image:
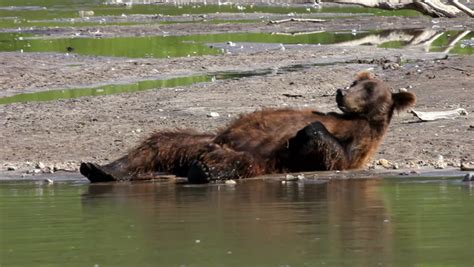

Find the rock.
[
  {"left": 434, "top": 155, "right": 447, "bottom": 169},
  {"left": 297, "top": 174, "right": 305, "bottom": 180},
  {"left": 36, "top": 162, "right": 45, "bottom": 169},
  {"left": 78, "top": 10, "right": 94, "bottom": 17},
  {"left": 44, "top": 178, "right": 54, "bottom": 185},
  {"left": 284, "top": 174, "right": 297, "bottom": 181},
  {"left": 461, "top": 161, "right": 474, "bottom": 171},
  {"left": 225, "top": 179, "right": 236, "bottom": 185},
  {"left": 377, "top": 158, "right": 392, "bottom": 169},
  {"left": 28, "top": 169, "right": 41, "bottom": 174},
  {"left": 42, "top": 166, "right": 54, "bottom": 174},
  {"left": 6, "top": 166, "right": 16, "bottom": 171},
  {"left": 462, "top": 173, "right": 474, "bottom": 182},
  {"left": 53, "top": 165, "right": 61, "bottom": 172},
  {"left": 207, "top": 112, "right": 220, "bottom": 118},
  {"left": 434, "top": 163, "right": 446, "bottom": 169}
]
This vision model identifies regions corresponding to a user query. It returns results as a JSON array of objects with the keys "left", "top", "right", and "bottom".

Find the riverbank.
[{"left": 0, "top": 5, "right": 473, "bottom": 180}]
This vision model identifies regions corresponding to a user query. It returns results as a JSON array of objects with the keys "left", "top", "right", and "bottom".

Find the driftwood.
[
  {"left": 448, "top": 0, "right": 474, "bottom": 17},
  {"left": 410, "top": 108, "right": 468, "bottom": 121},
  {"left": 327, "top": 0, "right": 473, "bottom": 17},
  {"left": 317, "top": 0, "right": 474, "bottom": 18}
]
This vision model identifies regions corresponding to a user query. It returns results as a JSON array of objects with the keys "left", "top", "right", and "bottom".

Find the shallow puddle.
[
  {"left": 0, "top": 1, "right": 421, "bottom": 29},
  {"left": 0, "top": 31, "right": 373, "bottom": 58},
  {"left": 1, "top": 29, "right": 472, "bottom": 59},
  {"left": 0, "top": 75, "right": 211, "bottom": 104},
  {"left": 0, "top": 62, "right": 337, "bottom": 104},
  {"left": 1, "top": 177, "right": 472, "bottom": 266}
]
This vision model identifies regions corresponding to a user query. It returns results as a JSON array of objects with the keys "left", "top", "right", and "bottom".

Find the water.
[
  {"left": 0, "top": 31, "right": 374, "bottom": 58},
  {"left": 0, "top": 1, "right": 421, "bottom": 30},
  {"left": 0, "top": 74, "right": 212, "bottom": 105},
  {"left": 0, "top": 62, "right": 338, "bottom": 105},
  {"left": 1, "top": 29, "right": 472, "bottom": 59},
  {"left": 1, "top": 178, "right": 473, "bottom": 266}
]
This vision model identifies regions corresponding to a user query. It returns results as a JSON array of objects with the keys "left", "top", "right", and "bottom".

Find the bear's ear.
[
  {"left": 392, "top": 91, "right": 416, "bottom": 111},
  {"left": 356, "top": 71, "right": 375, "bottom": 81}
]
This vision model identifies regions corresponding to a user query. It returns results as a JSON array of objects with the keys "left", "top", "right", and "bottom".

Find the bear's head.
[{"left": 336, "top": 71, "right": 416, "bottom": 121}]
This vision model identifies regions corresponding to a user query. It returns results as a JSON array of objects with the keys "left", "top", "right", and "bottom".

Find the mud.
[{"left": 0, "top": 10, "right": 473, "bottom": 179}]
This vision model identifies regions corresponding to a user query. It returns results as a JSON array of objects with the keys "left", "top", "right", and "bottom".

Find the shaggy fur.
[{"left": 80, "top": 72, "right": 416, "bottom": 183}]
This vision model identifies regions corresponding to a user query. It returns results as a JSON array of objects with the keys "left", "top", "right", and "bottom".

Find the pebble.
[
  {"left": 434, "top": 155, "right": 447, "bottom": 169},
  {"left": 6, "top": 166, "right": 16, "bottom": 171},
  {"left": 225, "top": 179, "right": 236, "bottom": 185},
  {"left": 463, "top": 173, "right": 474, "bottom": 182},
  {"left": 207, "top": 112, "right": 220, "bottom": 118},
  {"left": 461, "top": 161, "right": 474, "bottom": 171},
  {"left": 28, "top": 169, "right": 41, "bottom": 174},
  {"left": 78, "top": 10, "right": 94, "bottom": 17},
  {"left": 36, "top": 162, "right": 45, "bottom": 169},
  {"left": 377, "top": 158, "right": 392, "bottom": 169},
  {"left": 284, "top": 174, "right": 298, "bottom": 181}
]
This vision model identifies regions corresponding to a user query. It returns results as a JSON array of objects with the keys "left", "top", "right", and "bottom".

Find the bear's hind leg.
[
  {"left": 287, "top": 121, "right": 348, "bottom": 171},
  {"left": 80, "top": 156, "right": 131, "bottom": 183},
  {"left": 126, "top": 131, "right": 214, "bottom": 178},
  {"left": 187, "top": 144, "right": 263, "bottom": 183},
  {"left": 81, "top": 131, "right": 215, "bottom": 183}
]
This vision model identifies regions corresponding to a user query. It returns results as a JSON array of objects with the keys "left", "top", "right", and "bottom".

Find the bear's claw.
[{"left": 187, "top": 160, "right": 212, "bottom": 184}]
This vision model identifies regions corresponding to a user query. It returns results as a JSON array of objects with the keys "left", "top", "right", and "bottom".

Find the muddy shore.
[{"left": 0, "top": 11, "right": 473, "bottom": 180}]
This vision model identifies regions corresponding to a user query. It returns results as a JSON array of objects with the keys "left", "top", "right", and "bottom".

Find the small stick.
[
  {"left": 268, "top": 18, "right": 326, "bottom": 24},
  {"left": 272, "top": 30, "right": 325, "bottom": 36}
]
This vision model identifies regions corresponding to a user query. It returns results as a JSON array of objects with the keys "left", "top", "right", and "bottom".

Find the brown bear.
[{"left": 80, "top": 72, "right": 416, "bottom": 183}]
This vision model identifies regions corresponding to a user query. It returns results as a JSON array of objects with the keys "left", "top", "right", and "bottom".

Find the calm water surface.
[{"left": 1, "top": 178, "right": 473, "bottom": 266}]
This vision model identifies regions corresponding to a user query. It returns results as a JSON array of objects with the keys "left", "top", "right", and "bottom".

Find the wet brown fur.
[{"left": 82, "top": 72, "right": 416, "bottom": 182}]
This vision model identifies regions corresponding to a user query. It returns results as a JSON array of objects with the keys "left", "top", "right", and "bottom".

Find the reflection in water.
[
  {"left": 1, "top": 178, "right": 473, "bottom": 266},
  {"left": 80, "top": 179, "right": 393, "bottom": 266},
  {"left": 0, "top": 30, "right": 471, "bottom": 60}
]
